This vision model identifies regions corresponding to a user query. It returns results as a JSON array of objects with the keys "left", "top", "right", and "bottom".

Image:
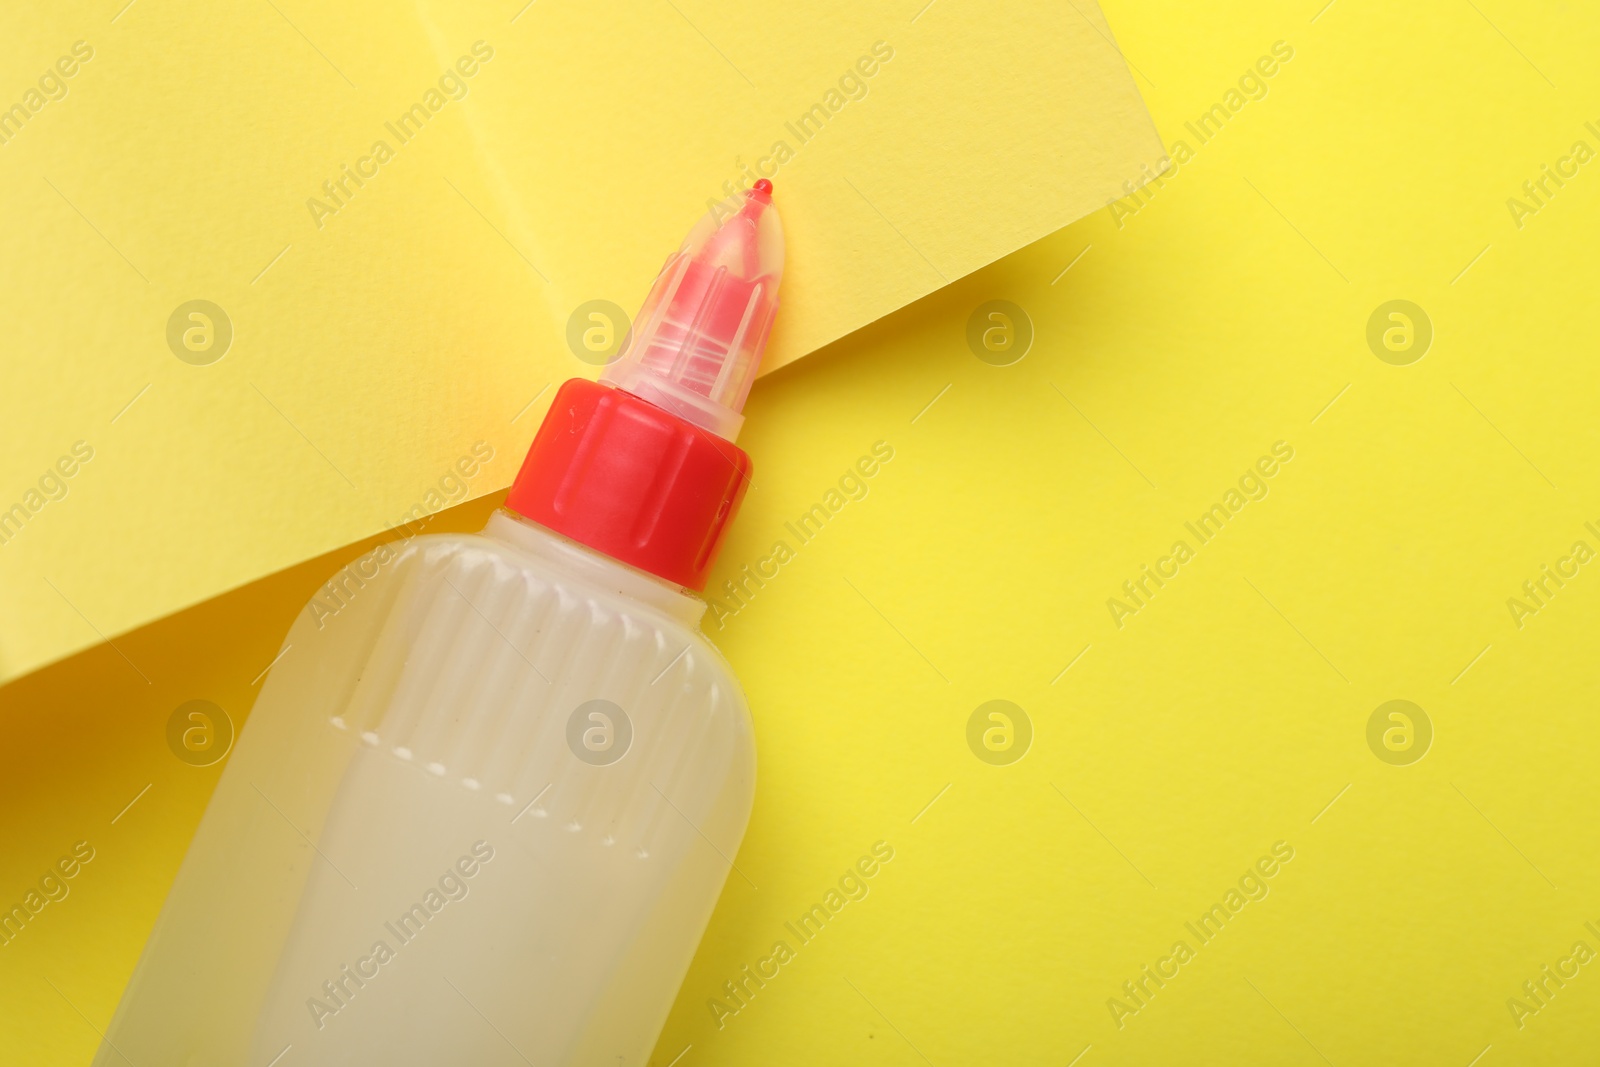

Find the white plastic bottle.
[{"left": 98, "top": 181, "right": 784, "bottom": 1066}]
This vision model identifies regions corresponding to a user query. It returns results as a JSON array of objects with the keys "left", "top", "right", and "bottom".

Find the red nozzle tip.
[{"left": 750, "top": 178, "right": 773, "bottom": 200}]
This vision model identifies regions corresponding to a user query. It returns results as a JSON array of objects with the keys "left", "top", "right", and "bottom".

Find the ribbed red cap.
[{"left": 504, "top": 378, "right": 752, "bottom": 592}]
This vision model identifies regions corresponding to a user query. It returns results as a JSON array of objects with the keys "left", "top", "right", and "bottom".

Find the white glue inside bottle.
[{"left": 97, "top": 180, "right": 783, "bottom": 1067}]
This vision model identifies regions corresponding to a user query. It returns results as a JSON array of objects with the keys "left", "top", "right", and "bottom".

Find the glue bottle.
[{"left": 99, "top": 181, "right": 783, "bottom": 1066}]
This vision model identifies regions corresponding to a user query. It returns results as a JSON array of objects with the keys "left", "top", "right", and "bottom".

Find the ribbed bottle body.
[{"left": 99, "top": 516, "right": 755, "bottom": 1067}]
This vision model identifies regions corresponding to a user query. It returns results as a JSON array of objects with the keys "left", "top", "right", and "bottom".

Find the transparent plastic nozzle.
[{"left": 603, "top": 180, "right": 784, "bottom": 442}]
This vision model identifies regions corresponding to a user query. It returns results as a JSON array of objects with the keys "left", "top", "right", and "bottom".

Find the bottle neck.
[{"left": 484, "top": 510, "right": 707, "bottom": 627}]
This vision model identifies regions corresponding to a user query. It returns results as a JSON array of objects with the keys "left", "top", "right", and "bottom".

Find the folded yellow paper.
[{"left": 0, "top": 0, "right": 1162, "bottom": 684}]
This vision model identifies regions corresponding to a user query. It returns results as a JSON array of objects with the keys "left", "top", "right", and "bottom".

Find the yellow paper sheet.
[{"left": 0, "top": 0, "right": 1163, "bottom": 685}]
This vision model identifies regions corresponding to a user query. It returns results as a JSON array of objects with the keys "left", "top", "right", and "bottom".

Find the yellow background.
[{"left": 5, "top": 0, "right": 1600, "bottom": 1065}]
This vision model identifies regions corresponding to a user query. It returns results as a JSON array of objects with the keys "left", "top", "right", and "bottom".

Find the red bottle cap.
[
  {"left": 506, "top": 184, "right": 783, "bottom": 592},
  {"left": 505, "top": 378, "right": 751, "bottom": 591}
]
